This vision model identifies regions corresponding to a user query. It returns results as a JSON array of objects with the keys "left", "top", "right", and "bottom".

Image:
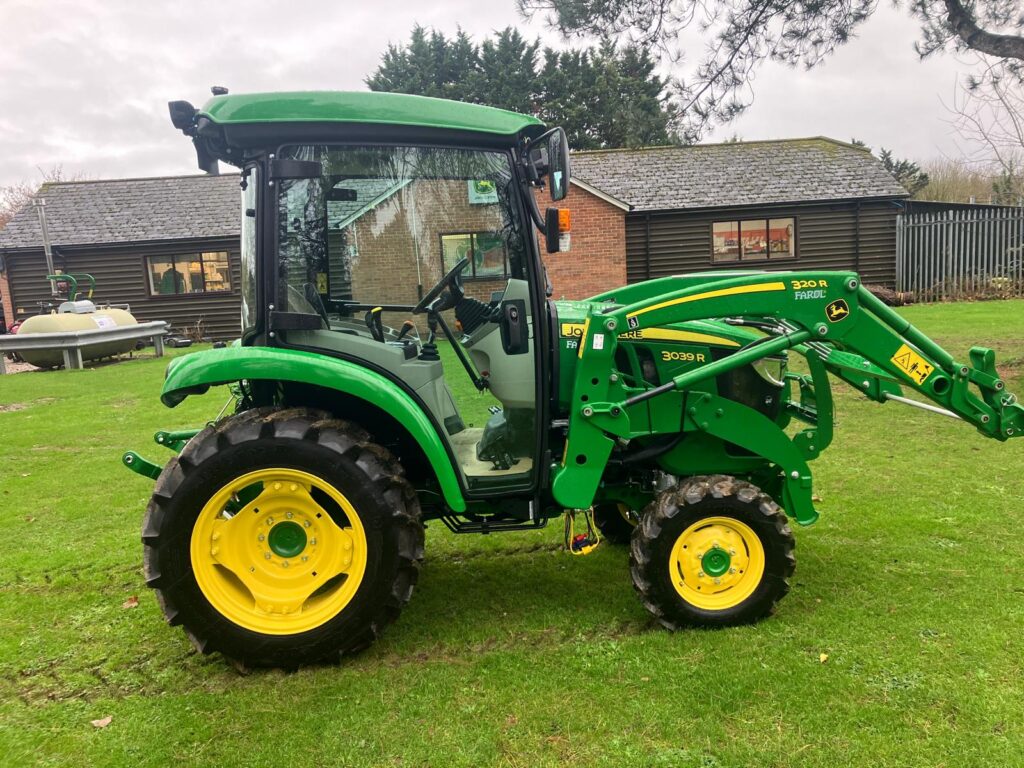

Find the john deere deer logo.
[{"left": 826, "top": 299, "right": 850, "bottom": 323}]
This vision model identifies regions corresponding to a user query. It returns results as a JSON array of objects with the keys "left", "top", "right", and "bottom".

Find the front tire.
[
  {"left": 630, "top": 475, "right": 795, "bottom": 629},
  {"left": 142, "top": 407, "right": 424, "bottom": 668}
]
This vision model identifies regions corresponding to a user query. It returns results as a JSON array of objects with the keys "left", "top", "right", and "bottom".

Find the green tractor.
[{"left": 125, "top": 90, "right": 1024, "bottom": 668}]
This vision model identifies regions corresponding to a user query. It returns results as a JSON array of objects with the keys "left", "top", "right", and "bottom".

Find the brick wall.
[
  {"left": 347, "top": 180, "right": 508, "bottom": 306},
  {"left": 534, "top": 184, "right": 628, "bottom": 300},
  {"left": 318, "top": 178, "right": 627, "bottom": 328},
  {"left": 0, "top": 270, "right": 13, "bottom": 329},
  {"left": 338, "top": 180, "right": 510, "bottom": 328}
]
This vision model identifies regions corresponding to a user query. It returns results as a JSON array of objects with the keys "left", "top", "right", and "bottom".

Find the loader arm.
[{"left": 552, "top": 271, "right": 1023, "bottom": 520}]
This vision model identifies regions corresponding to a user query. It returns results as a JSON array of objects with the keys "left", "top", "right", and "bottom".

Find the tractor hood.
[{"left": 168, "top": 91, "right": 548, "bottom": 172}]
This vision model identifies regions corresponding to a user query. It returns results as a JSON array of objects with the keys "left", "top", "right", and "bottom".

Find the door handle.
[{"left": 499, "top": 299, "right": 528, "bottom": 355}]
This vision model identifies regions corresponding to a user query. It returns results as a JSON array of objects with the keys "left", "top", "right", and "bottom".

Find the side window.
[
  {"left": 240, "top": 167, "right": 259, "bottom": 330},
  {"left": 712, "top": 218, "right": 795, "bottom": 262},
  {"left": 440, "top": 232, "right": 509, "bottom": 280},
  {"left": 147, "top": 252, "right": 232, "bottom": 296}
]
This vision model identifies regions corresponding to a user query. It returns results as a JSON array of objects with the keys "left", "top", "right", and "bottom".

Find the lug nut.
[
  {"left": 714, "top": 577, "right": 721, "bottom": 585},
  {"left": 303, "top": 521, "right": 311, "bottom": 528},
  {"left": 282, "top": 560, "right": 289, "bottom": 568},
  {"left": 697, "top": 571, "right": 704, "bottom": 578},
  {"left": 258, "top": 533, "right": 265, "bottom": 542},
  {"left": 266, "top": 517, "right": 274, "bottom": 525},
  {"left": 286, "top": 511, "right": 293, "bottom": 519},
  {"left": 264, "top": 552, "right": 272, "bottom": 560},
  {"left": 729, "top": 567, "right": 737, "bottom": 574}
]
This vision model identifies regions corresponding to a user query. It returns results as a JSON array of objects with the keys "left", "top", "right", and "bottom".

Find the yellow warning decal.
[
  {"left": 890, "top": 344, "right": 934, "bottom": 386},
  {"left": 560, "top": 322, "right": 586, "bottom": 338}
]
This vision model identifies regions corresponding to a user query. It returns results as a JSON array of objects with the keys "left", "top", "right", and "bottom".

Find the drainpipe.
[{"left": 31, "top": 197, "right": 59, "bottom": 296}]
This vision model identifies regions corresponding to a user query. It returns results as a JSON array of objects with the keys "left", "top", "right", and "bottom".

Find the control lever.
[
  {"left": 396, "top": 320, "right": 416, "bottom": 342},
  {"left": 418, "top": 314, "right": 441, "bottom": 361},
  {"left": 364, "top": 307, "right": 385, "bottom": 343}
]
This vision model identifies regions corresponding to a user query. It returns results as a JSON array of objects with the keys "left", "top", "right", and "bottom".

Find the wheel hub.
[
  {"left": 701, "top": 546, "right": 731, "bottom": 577},
  {"left": 190, "top": 468, "right": 367, "bottom": 635},
  {"left": 668, "top": 516, "right": 766, "bottom": 610},
  {"left": 268, "top": 520, "right": 307, "bottom": 558}
]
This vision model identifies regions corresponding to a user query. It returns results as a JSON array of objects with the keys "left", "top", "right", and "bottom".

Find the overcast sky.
[{"left": 0, "top": 0, "right": 980, "bottom": 187}]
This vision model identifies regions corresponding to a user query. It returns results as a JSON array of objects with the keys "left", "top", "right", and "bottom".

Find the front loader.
[{"left": 124, "top": 90, "right": 1023, "bottom": 667}]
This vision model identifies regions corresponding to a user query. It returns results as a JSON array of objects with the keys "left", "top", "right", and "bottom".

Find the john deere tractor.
[{"left": 124, "top": 90, "right": 1024, "bottom": 667}]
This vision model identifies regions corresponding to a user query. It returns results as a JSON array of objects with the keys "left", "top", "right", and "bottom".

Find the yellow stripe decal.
[
  {"left": 626, "top": 282, "right": 788, "bottom": 320},
  {"left": 618, "top": 328, "right": 742, "bottom": 347},
  {"left": 577, "top": 316, "right": 591, "bottom": 359}
]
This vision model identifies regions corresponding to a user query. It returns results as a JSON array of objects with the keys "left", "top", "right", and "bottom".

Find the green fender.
[{"left": 161, "top": 346, "right": 467, "bottom": 512}]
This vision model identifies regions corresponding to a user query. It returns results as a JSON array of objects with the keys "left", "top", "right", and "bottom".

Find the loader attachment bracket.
[{"left": 685, "top": 393, "right": 818, "bottom": 525}]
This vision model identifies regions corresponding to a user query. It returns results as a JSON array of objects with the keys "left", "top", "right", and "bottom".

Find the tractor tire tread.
[
  {"left": 629, "top": 474, "right": 795, "bottom": 630},
  {"left": 141, "top": 407, "right": 424, "bottom": 668}
]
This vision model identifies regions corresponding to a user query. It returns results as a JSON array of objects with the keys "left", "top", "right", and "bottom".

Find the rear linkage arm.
[
  {"left": 123, "top": 428, "right": 203, "bottom": 480},
  {"left": 552, "top": 271, "right": 1023, "bottom": 525}
]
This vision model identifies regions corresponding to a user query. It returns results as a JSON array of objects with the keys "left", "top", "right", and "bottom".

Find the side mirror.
[
  {"left": 528, "top": 127, "right": 571, "bottom": 201},
  {"left": 547, "top": 128, "right": 570, "bottom": 201}
]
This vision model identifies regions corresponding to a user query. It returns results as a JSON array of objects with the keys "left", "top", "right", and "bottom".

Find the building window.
[
  {"left": 147, "top": 252, "right": 232, "bottom": 296},
  {"left": 712, "top": 218, "right": 795, "bottom": 262},
  {"left": 440, "top": 232, "right": 508, "bottom": 280}
]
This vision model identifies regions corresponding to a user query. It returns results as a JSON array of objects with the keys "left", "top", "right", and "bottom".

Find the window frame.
[
  {"left": 438, "top": 230, "right": 511, "bottom": 281},
  {"left": 144, "top": 251, "right": 233, "bottom": 297},
  {"left": 710, "top": 216, "right": 797, "bottom": 263}
]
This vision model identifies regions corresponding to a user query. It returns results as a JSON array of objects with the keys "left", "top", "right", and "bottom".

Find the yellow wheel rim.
[
  {"left": 669, "top": 516, "right": 765, "bottom": 611},
  {"left": 190, "top": 468, "right": 368, "bottom": 635}
]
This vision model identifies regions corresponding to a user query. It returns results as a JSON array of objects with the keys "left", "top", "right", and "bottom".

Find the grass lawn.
[{"left": 1, "top": 301, "right": 1023, "bottom": 767}]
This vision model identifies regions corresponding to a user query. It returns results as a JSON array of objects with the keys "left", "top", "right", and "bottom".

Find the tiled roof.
[
  {"left": 0, "top": 174, "right": 240, "bottom": 250},
  {"left": 570, "top": 138, "right": 909, "bottom": 212}
]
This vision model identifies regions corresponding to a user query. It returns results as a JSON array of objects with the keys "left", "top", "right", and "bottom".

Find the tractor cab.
[{"left": 170, "top": 91, "right": 569, "bottom": 501}]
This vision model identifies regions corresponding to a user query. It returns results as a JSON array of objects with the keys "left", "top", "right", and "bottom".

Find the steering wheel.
[{"left": 413, "top": 257, "right": 468, "bottom": 314}]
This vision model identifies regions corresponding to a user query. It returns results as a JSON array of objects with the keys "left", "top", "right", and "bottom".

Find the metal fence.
[{"left": 895, "top": 208, "right": 1024, "bottom": 301}]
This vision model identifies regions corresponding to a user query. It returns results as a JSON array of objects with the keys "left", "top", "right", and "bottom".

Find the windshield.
[{"left": 276, "top": 145, "right": 528, "bottom": 322}]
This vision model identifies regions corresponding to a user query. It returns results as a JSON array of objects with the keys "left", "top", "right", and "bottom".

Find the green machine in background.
[{"left": 124, "top": 90, "right": 1023, "bottom": 668}]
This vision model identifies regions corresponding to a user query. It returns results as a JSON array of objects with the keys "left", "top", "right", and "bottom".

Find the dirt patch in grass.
[
  {"left": 997, "top": 356, "right": 1023, "bottom": 379},
  {"left": 0, "top": 397, "right": 57, "bottom": 413}
]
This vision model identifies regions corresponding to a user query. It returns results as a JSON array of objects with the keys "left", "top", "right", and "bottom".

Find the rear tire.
[
  {"left": 630, "top": 475, "right": 794, "bottom": 629},
  {"left": 142, "top": 407, "right": 424, "bottom": 668}
]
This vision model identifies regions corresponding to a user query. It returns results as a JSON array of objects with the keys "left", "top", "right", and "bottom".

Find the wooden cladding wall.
[
  {"left": 625, "top": 200, "right": 901, "bottom": 287},
  {"left": 6, "top": 237, "right": 242, "bottom": 339}
]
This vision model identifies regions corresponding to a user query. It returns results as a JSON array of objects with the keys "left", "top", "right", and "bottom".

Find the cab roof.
[{"left": 198, "top": 91, "right": 545, "bottom": 138}]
